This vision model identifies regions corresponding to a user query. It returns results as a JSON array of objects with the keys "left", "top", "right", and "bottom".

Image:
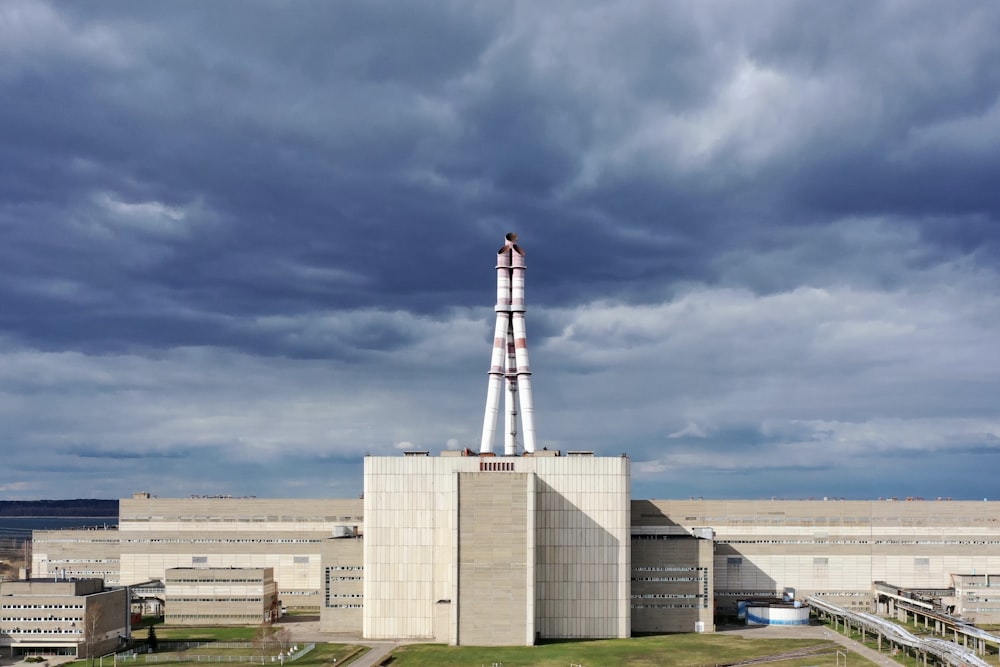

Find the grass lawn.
[
  {"left": 384, "top": 634, "right": 873, "bottom": 667},
  {"left": 57, "top": 628, "right": 368, "bottom": 667},
  {"left": 136, "top": 625, "right": 259, "bottom": 642},
  {"left": 59, "top": 645, "right": 366, "bottom": 667}
]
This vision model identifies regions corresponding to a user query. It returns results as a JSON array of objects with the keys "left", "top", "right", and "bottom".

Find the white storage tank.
[{"left": 745, "top": 601, "right": 810, "bottom": 626}]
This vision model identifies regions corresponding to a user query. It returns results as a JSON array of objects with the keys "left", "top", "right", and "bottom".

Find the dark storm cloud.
[{"left": 3, "top": 0, "right": 1000, "bottom": 499}]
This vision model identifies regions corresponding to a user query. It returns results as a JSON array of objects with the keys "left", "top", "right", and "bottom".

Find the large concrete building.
[
  {"left": 640, "top": 498, "right": 1000, "bottom": 617},
  {"left": 362, "top": 452, "right": 630, "bottom": 645},
  {"left": 29, "top": 484, "right": 1000, "bottom": 645}
]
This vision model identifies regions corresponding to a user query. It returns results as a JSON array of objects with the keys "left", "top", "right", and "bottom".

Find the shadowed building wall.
[{"left": 641, "top": 499, "right": 1000, "bottom": 615}]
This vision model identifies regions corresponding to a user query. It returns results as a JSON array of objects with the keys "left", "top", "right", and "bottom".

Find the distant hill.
[{"left": 0, "top": 499, "right": 118, "bottom": 517}]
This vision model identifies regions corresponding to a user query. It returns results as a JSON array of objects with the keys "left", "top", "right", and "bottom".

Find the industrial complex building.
[
  {"left": 14, "top": 234, "right": 1000, "bottom": 650},
  {"left": 26, "top": 493, "right": 1000, "bottom": 646}
]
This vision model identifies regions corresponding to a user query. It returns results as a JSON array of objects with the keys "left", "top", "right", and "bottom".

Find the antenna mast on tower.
[{"left": 480, "top": 232, "right": 537, "bottom": 455}]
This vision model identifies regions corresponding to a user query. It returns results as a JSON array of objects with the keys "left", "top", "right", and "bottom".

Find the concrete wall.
[
  {"left": 532, "top": 456, "right": 631, "bottom": 640},
  {"left": 363, "top": 455, "right": 459, "bottom": 640},
  {"left": 456, "top": 472, "right": 533, "bottom": 646}
]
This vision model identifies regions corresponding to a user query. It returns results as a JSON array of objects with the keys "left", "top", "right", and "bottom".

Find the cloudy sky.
[{"left": 2, "top": 1, "right": 999, "bottom": 502}]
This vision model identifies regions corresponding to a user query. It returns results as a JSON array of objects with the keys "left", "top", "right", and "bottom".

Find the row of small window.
[
  {"left": 171, "top": 598, "right": 264, "bottom": 602},
  {"left": 716, "top": 590, "right": 869, "bottom": 597},
  {"left": 632, "top": 594, "right": 705, "bottom": 599},
  {"left": 1, "top": 628, "right": 82, "bottom": 634},
  {"left": 327, "top": 566, "right": 363, "bottom": 571},
  {"left": 721, "top": 540, "right": 864, "bottom": 544},
  {"left": 2, "top": 617, "right": 82, "bottom": 623},
  {"left": 122, "top": 538, "right": 322, "bottom": 544},
  {"left": 326, "top": 594, "right": 363, "bottom": 598},
  {"left": 959, "top": 582, "right": 1000, "bottom": 587},
  {"left": 34, "top": 538, "right": 119, "bottom": 544},
  {"left": 677, "top": 516, "right": 972, "bottom": 524},
  {"left": 167, "top": 615, "right": 266, "bottom": 620},
  {"left": 632, "top": 577, "right": 702, "bottom": 582},
  {"left": 170, "top": 578, "right": 265, "bottom": 583},
  {"left": 329, "top": 576, "right": 363, "bottom": 581},
  {"left": 325, "top": 604, "right": 363, "bottom": 609},
  {"left": 1, "top": 605, "right": 84, "bottom": 610},
  {"left": 631, "top": 604, "right": 706, "bottom": 609},
  {"left": 126, "top": 516, "right": 361, "bottom": 522},
  {"left": 46, "top": 559, "right": 118, "bottom": 564},
  {"left": 633, "top": 567, "right": 705, "bottom": 573}
]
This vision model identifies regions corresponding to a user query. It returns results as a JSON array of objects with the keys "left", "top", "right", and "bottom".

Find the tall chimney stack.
[{"left": 480, "top": 233, "right": 537, "bottom": 455}]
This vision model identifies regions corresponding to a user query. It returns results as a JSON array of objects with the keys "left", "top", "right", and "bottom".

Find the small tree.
[
  {"left": 252, "top": 621, "right": 275, "bottom": 663},
  {"left": 273, "top": 626, "right": 292, "bottom": 660},
  {"left": 147, "top": 625, "right": 158, "bottom": 652},
  {"left": 84, "top": 605, "right": 104, "bottom": 667}
]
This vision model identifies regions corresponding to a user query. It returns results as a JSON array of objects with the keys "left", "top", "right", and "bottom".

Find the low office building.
[
  {"left": 164, "top": 567, "right": 278, "bottom": 626},
  {"left": 0, "top": 578, "right": 128, "bottom": 659},
  {"left": 951, "top": 574, "right": 1000, "bottom": 625}
]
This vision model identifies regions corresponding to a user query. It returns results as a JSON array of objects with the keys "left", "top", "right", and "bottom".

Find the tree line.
[{"left": 0, "top": 499, "right": 119, "bottom": 517}]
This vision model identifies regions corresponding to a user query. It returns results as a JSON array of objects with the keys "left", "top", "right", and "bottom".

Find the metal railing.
[{"left": 114, "top": 643, "right": 315, "bottom": 665}]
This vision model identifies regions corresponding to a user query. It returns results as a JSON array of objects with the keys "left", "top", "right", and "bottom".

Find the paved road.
[
  {"left": 279, "top": 618, "right": 420, "bottom": 667},
  {"left": 718, "top": 623, "right": 901, "bottom": 666}
]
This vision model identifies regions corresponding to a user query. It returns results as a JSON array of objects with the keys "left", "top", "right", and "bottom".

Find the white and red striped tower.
[{"left": 480, "top": 232, "right": 537, "bottom": 455}]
